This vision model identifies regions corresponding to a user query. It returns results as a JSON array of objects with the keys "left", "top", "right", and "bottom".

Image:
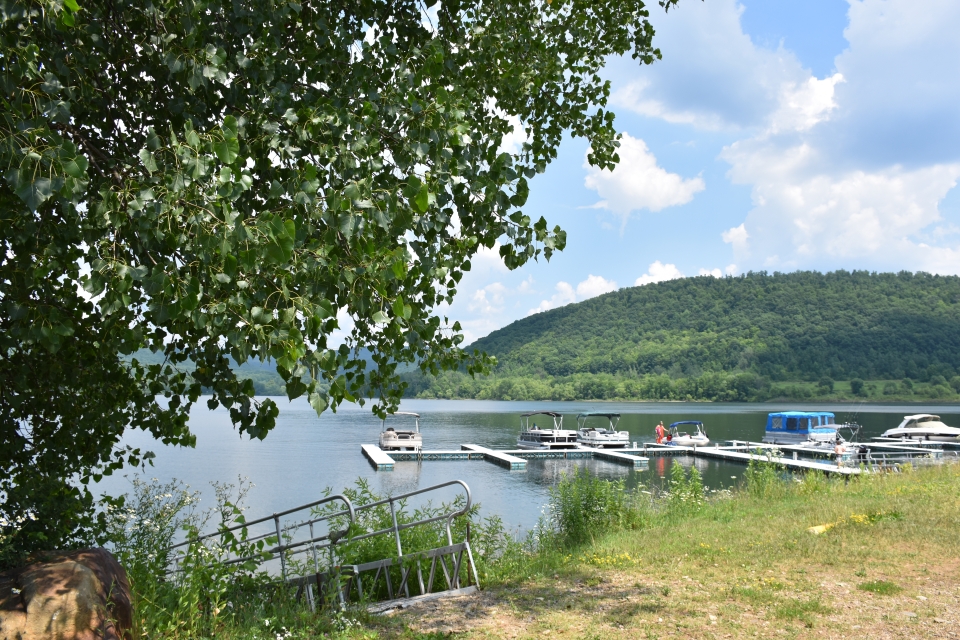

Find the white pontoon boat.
[
  {"left": 576, "top": 412, "right": 630, "bottom": 448},
  {"left": 517, "top": 411, "right": 580, "bottom": 450},
  {"left": 378, "top": 411, "right": 423, "bottom": 451}
]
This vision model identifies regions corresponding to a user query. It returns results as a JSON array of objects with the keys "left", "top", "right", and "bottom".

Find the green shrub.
[{"left": 542, "top": 468, "right": 646, "bottom": 546}]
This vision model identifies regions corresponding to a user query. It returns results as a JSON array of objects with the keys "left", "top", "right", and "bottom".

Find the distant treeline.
[
  {"left": 402, "top": 370, "right": 960, "bottom": 402},
  {"left": 406, "top": 270, "right": 960, "bottom": 401}
]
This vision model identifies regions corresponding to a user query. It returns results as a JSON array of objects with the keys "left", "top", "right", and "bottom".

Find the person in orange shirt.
[{"left": 655, "top": 421, "right": 665, "bottom": 444}]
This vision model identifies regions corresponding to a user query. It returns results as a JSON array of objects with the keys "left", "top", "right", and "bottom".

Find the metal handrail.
[
  {"left": 167, "top": 493, "right": 355, "bottom": 582},
  {"left": 342, "top": 479, "right": 473, "bottom": 557},
  {"left": 165, "top": 480, "right": 474, "bottom": 585}
]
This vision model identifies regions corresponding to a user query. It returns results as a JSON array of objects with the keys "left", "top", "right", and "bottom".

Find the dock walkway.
[
  {"left": 361, "top": 444, "right": 396, "bottom": 471},
  {"left": 461, "top": 444, "right": 526, "bottom": 470},
  {"left": 362, "top": 439, "right": 950, "bottom": 476}
]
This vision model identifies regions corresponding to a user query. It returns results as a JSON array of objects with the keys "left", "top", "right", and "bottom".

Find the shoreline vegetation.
[{"left": 110, "top": 459, "right": 960, "bottom": 639}]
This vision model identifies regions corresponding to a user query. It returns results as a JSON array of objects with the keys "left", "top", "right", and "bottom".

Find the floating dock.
[
  {"left": 363, "top": 438, "right": 956, "bottom": 475},
  {"left": 461, "top": 444, "right": 527, "bottom": 470}
]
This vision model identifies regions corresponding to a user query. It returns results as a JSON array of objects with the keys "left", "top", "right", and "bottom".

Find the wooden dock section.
[
  {"left": 461, "top": 444, "right": 526, "bottom": 470},
  {"left": 361, "top": 444, "right": 396, "bottom": 471}
]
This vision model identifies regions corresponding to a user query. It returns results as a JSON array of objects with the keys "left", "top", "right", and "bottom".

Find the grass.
[
  {"left": 858, "top": 579, "right": 904, "bottom": 595},
  {"left": 375, "top": 461, "right": 960, "bottom": 639},
  {"left": 112, "top": 461, "right": 960, "bottom": 639}
]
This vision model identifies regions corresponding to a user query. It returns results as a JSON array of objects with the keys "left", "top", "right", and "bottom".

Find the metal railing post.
[
  {"left": 389, "top": 499, "right": 403, "bottom": 558},
  {"left": 274, "top": 514, "right": 286, "bottom": 582}
]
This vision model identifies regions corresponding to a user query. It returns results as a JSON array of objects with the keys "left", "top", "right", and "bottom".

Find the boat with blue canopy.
[{"left": 762, "top": 411, "right": 844, "bottom": 445}]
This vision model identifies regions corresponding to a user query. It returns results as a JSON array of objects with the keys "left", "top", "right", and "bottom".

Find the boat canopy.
[
  {"left": 669, "top": 421, "right": 703, "bottom": 429},
  {"left": 381, "top": 411, "right": 420, "bottom": 432},
  {"left": 766, "top": 411, "right": 836, "bottom": 432},
  {"left": 577, "top": 412, "right": 621, "bottom": 429},
  {"left": 520, "top": 411, "right": 565, "bottom": 431}
]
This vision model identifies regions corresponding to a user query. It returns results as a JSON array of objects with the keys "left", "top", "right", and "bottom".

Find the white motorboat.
[
  {"left": 517, "top": 411, "right": 580, "bottom": 450},
  {"left": 378, "top": 411, "right": 423, "bottom": 451},
  {"left": 576, "top": 412, "right": 630, "bottom": 448},
  {"left": 881, "top": 414, "right": 960, "bottom": 442},
  {"left": 667, "top": 421, "right": 710, "bottom": 446}
]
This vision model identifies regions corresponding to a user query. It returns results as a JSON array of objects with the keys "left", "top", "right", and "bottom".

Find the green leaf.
[
  {"left": 308, "top": 390, "right": 329, "bottom": 415},
  {"left": 63, "top": 0, "right": 80, "bottom": 11},
  {"left": 138, "top": 148, "right": 158, "bottom": 174},
  {"left": 62, "top": 154, "right": 89, "bottom": 179},
  {"left": 411, "top": 184, "right": 429, "bottom": 213},
  {"left": 15, "top": 176, "right": 54, "bottom": 211},
  {"left": 213, "top": 137, "right": 239, "bottom": 164},
  {"left": 371, "top": 310, "right": 389, "bottom": 324}
]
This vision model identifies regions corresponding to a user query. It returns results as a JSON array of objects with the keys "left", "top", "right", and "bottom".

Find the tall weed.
[{"left": 745, "top": 448, "right": 787, "bottom": 498}]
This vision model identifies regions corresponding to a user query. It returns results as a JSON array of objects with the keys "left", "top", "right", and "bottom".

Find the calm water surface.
[{"left": 97, "top": 399, "right": 960, "bottom": 533}]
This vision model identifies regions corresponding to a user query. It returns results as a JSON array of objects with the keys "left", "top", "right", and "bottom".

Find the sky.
[{"left": 441, "top": 0, "right": 960, "bottom": 346}]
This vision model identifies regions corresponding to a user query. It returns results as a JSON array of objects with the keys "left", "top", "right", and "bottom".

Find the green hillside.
[{"left": 406, "top": 271, "right": 960, "bottom": 401}]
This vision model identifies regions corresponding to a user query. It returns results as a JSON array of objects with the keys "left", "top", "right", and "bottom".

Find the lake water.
[{"left": 97, "top": 399, "right": 960, "bottom": 534}]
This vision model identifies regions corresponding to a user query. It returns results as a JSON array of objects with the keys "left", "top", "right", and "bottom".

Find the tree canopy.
[
  {"left": 469, "top": 270, "right": 960, "bottom": 381},
  {"left": 0, "top": 0, "right": 674, "bottom": 562}
]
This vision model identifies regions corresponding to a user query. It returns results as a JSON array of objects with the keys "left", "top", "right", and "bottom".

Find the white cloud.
[
  {"left": 584, "top": 134, "right": 705, "bottom": 224},
  {"left": 698, "top": 268, "right": 722, "bottom": 278},
  {"left": 469, "top": 242, "right": 509, "bottom": 273},
  {"left": 608, "top": 0, "right": 812, "bottom": 131},
  {"left": 769, "top": 74, "right": 844, "bottom": 134},
  {"left": 468, "top": 282, "right": 507, "bottom": 315},
  {"left": 725, "top": 264, "right": 738, "bottom": 276},
  {"left": 634, "top": 261, "right": 684, "bottom": 286},
  {"left": 721, "top": 223, "right": 750, "bottom": 253},
  {"left": 576, "top": 274, "right": 618, "bottom": 299},
  {"left": 527, "top": 274, "right": 619, "bottom": 315},
  {"left": 528, "top": 281, "right": 577, "bottom": 315}
]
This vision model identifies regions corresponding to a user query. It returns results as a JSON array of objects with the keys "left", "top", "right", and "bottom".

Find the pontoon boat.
[
  {"left": 379, "top": 411, "right": 423, "bottom": 451},
  {"left": 576, "top": 413, "right": 630, "bottom": 448},
  {"left": 517, "top": 411, "right": 580, "bottom": 450}
]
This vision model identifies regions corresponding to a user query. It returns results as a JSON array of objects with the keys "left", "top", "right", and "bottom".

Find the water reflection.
[{"left": 96, "top": 398, "right": 960, "bottom": 533}]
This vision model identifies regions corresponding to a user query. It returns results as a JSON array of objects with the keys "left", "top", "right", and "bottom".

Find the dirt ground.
[{"left": 385, "top": 563, "right": 959, "bottom": 639}]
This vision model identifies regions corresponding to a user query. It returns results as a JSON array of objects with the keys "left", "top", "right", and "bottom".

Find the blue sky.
[{"left": 443, "top": 0, "right": 960, "bottom": 345}]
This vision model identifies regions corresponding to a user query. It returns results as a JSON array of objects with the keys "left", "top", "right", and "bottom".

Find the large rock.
[{"left": 0, "top": 548, "right": 132, "bottom": 640}]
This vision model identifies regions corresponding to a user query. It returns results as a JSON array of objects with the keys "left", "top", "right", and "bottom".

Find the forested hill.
[{"left": 472, "top": 271, "right": 960, "bottom": 382}]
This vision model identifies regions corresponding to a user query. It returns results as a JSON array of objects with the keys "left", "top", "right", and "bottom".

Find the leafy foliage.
[{"left": 1, "top": 0, "right": 673, "bottom": 560}]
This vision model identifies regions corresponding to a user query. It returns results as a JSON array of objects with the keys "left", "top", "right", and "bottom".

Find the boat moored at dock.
[
  {"left": 378, "top": 411, "right": 423, "bottom": 452},
  {"left": 577, "top": 412, "right": 630, "bottom": 448},
  {"left": 881, "top": 414, "right": 960, "bottom": 442},
  {"left": 517, "top": 411, "right": 580, "bottom": 450},
  {"left": 762, "top": 411, "right": 844, "bottom": 446},
  {"left": 667, "top": 421, "right": 710, "bottom": 446}
]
